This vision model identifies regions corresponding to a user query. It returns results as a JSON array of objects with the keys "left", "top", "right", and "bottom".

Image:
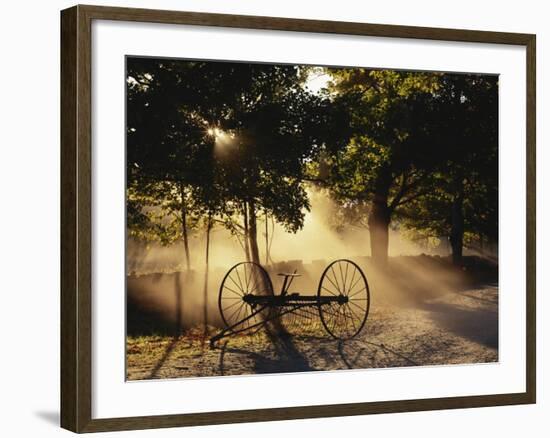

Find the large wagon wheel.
[
  {"left": 317, "top": 259, "right": 370, "bottom": 340},
  {"left": 218, "top": 262, "right": 274, "bottom": 335}
]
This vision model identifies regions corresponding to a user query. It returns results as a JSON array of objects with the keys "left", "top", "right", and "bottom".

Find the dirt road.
[{"left": 126, "top": 284, "right": 498, "bottom": 380}]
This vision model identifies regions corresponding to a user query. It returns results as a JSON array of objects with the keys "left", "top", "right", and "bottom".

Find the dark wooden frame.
[{"left": 61, "top": 4, "right": 536, "bottom": 433}]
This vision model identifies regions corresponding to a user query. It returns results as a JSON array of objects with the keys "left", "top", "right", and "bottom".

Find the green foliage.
[
  {"left": 316, "top": 68, "right": 498, "bottom": 260},
  {"left": 127, "top": 180, "right": 200, "bottom": 245},
  {"left": 319, "top": 69, "right": 443, "bottom": 223}
]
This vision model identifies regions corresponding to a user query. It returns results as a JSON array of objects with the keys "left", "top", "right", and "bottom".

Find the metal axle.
[{"left": 243, "top": 292, "right": 348, "bottom": 306}]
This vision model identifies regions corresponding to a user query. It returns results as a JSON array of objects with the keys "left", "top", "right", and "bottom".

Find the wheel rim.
[
  {"left": 218, "top": 262, "right": 273, "bottom": 334},
  {"left": 317, "top": 259, "right": 370, "bottom": 340}
]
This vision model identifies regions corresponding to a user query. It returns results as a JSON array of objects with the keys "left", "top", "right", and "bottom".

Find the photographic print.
[{"left": 125, "top": 57, "right": 498, "bottom": 381}]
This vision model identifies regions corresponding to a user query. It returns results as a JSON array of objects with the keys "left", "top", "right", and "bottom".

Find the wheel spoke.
[
  {"left": 328, "top": 308, "right": 339, "bottom": 332},
  {"left": 322, "top": 307, "right": 343, "bottom": 317},
  {"left": 347, "top": 275, "right": 363, "bottom": 297},
  {"left": 242, "top": 306, "right": 251, "bottom": 328},
  {"left": 321, "top": 285, "right": 338, "bottom": 296},
  {"left": 228, "top": 274, "right": 244, "bottom": 294},
  {"left": 347, "top": 268, "right": 357, "bottom": 297},
  {"left": 234, "top": 267, "right": 246, "bottom": 293},
  {"left": 248, "top": 268, "right": 258, "bottom": 294},
  {"left": 341, "top": 306, "right": 354, "bottom": 336},
  {"left": 338, "top": 262, "right": 345, "bottom": 294},
  {"left": 343, "top": 262, "right": 350, "bottom": 295},
  {"left": 349, "top": 286, "right": 367, "bottom": 298},
  {"left": 247, "top": 280, "right": 261, "bottom": 296},
  {"left": 324, "top": 272, "right": 341, "bottom": 294},
  {"left": 227, "top": 302, "right": 245, "bottom": 324},
  {"left": 345, "top": 302, "right": 362, "bottom": 322},
  {"left": 349, "top": 300, "right": 367, "bottom": 313},
  {"left": 223, "top": 284, "right": 244, "bottom": 297},
  {"left": 330, "top": 266, "right": 342, "bottom": 293},
  {"left": 242, "top": 264, "right": 250, "bottom": 292},
  {"left": 221, "top": 300, "right": 242, "bottom": 312}
]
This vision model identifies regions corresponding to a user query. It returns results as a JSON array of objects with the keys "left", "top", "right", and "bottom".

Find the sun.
[{"left": 206, "top": 127, "right": 236, "bottom": 151}]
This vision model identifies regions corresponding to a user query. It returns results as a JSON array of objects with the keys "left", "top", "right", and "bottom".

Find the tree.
[
  {"left": 126, "top": 59, "right": 350, "bottom": 337},
  {"left": 398, "top": 74, "right": 498, "bottom": 264},
  {"left": 126, "top": 58, "right": 240, "bottom": 332},
  {"left": 321, "top": 69, "right": 441, "bottom": 266},
  {"left": 221, "top": 65, "right": 350, "bottom": 265},
  {"left": 126, "top": 58, "right": 225, "bottom": 270}
]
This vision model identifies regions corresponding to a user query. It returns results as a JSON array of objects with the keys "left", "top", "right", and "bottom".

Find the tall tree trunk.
[
  {"left": 265, "top": 211, "right": 270, "bottom": 265},
  {"left": 450, "top": 191, "right": 464, "bottom": 265},
  {"left": 243, "top": 202, "right": 251, "bottom": 262},
  {"left": 202, "top": 216, "right": 212, "bottom": 336},
  {"left": 174, "top": 272, "right": 182, "bottom": 335},
  {"left": 368, "top": 167, "right": 392, "bottom": 267},
  {"left": 247, "top": 201, "right": 261, "bottom": 265},
  {"left": 176, "top": 182, "right": 189, "bottom": 334},
  {"left": 179, "top": 182, "right": 191, "bottom": 271}
]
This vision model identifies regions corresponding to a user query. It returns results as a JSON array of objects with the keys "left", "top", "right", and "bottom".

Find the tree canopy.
[
  {"left": 126, "top": 58, "right": 351, "bottom": 267},
  {"left": 126, "top": 58, "right": 498, "bottom": 268}
]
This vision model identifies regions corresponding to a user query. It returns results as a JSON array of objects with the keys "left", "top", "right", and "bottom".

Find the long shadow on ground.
[
  {"left": 218, "top": 333, "right": 314, "bottom": 375},
  {"left": 421, "top": 295, "right": 498, "bottom": 350}
]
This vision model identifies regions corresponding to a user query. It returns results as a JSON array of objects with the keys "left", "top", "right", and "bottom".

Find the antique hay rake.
[{"left": 210, "top": 259, "right": 370, "bottom": 345}]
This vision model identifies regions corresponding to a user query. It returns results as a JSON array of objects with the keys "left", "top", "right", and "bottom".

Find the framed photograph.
[{"left": 60, "top": 4, "right": 536, "bottom": 433}]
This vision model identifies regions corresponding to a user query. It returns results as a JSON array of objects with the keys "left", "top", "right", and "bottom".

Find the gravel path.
[{"left": 126, "top": 284, "right": 498, "bottom": 380}]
